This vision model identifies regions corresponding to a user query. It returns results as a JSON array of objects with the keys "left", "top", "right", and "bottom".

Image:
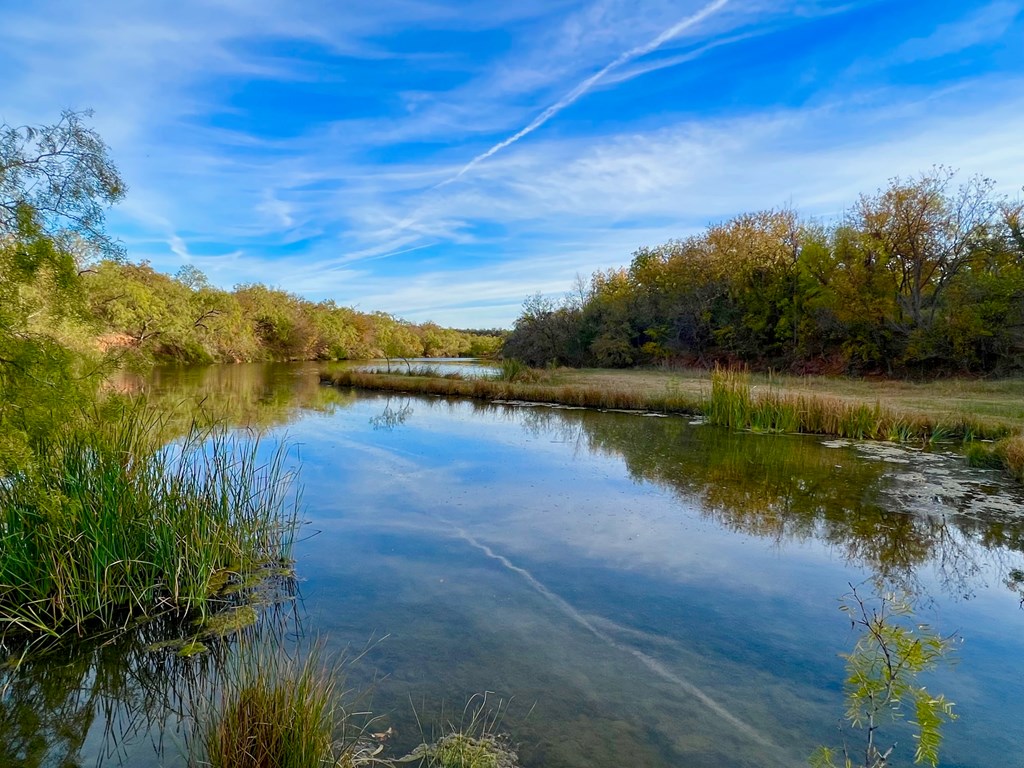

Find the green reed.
[
  {"left": 190, "top": 644, "right": 349, "bottom": 768},
  {"left": 0, "top": 403, "right": 297, "bottom": 638}
]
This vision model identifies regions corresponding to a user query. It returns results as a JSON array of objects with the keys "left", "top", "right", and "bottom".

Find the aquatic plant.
[
  {"left": 409, "top": 693, "right": 519, "bottom": 768},
  {"left": 966, "top": 433, "right": 1024, "bottom": 482},
  {"left": 0, "top": 403, "right": 297, "bottom": 637},
  {"left": 190, "top": 645, "right": 347, "bottom": 768},
  {"left": 812, "top": 587, "right": 957, "bottom": 768}
]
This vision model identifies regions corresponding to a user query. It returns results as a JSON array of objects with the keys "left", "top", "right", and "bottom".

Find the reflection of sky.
[{"left": 280, "top": 392, "right": 1024, "bottom": 768}]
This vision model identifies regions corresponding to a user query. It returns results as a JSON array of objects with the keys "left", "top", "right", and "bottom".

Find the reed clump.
[
  {"left": 190, "top": 646, "right": 348, "bottom": 768},
  {"left": 706, "top": 367, "right": 1000, "bottom": 443},
  {"left": 410, "top": 693, "right": 519, "bottom": 768},
  {"left": 967, "top": 434, "right": 1024, "bottom": 481},
  {"left": 0, "top": 405, "right": 297, "bottom": 638}
]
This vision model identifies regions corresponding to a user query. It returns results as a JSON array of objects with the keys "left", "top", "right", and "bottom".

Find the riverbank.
[{"left": 324, "top": 366, "right": 1024, "bottom": 482}]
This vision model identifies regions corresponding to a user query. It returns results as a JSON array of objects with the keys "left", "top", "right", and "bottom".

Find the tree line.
[
  {"left": 1, "top": 111, "right": 499, "bottom": 466},
  {"left": 84, "top": 260, "right": 501, "bottom": 364},
  {"left": 505, "top": 170, "right": 1024, "bottom": 375}
]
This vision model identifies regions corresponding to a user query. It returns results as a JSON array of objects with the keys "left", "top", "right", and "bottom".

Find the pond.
[{"left": 4, "top": 362, "right": 1024, "bottom": 768}]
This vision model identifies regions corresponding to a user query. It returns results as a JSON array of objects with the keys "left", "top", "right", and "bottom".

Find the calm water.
[{"left": 4, "top": 363, "right": 1024, "bottom": 768}]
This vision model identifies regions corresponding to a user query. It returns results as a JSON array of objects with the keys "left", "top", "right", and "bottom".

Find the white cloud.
[
  {"left": 893, "top": 1, "right": 1022, "bottom": 62},
  {"left": 2, "top": 0, "right": 1022, "bottom": 329}
]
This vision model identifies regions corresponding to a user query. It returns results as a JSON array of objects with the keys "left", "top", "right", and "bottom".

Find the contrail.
[
  {"left": 444, "top": 523, "right": 791, "bottom": 764},
  {"left": 437, "top": 0, "right": 731, "bottom": 188}
]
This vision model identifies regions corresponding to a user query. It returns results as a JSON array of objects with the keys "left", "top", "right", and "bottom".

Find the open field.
[{"left": 550, "top": 368, "right": 1024, "bottom": 432}]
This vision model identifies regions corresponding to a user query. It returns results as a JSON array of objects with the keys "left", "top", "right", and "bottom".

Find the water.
[{"left": 4, "top": 363, "right": 1024, "bottom": 768}]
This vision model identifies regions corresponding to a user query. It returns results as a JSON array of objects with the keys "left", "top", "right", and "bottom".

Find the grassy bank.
[
  {"left": 324, "top": 366, "right": 1024, "bottom": 481},
  {"left": 0, "top": 404, "right": 297, "bottom": 638},
  {"left": 324, "top": 368, "right": 705, "bottom": 413}
]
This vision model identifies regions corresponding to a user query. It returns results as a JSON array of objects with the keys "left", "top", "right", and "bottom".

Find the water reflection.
[
  {"left": 1, "top": 581, "right": 302, "bottom": 768},
  {"left": 449, "top": 399, "right": 1024, "bottom": 601},
  {"left": 69, "top": 364, "right": 1024, "bottom": 768}
]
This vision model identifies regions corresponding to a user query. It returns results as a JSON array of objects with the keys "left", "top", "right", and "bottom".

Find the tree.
[
  {"left": 1, "top": 111, "right": 124, "bottom": 466},
  {"left": 1, "top": 110, "right": 125, "bottom": 260},
  {"left": 373, "top": 313, "right": 422, "bottom": 371},
  {"left": 854, "top": 170, "right": 999, "bottom": 350}
]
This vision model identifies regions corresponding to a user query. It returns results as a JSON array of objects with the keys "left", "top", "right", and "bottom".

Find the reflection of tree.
[
  {"left": 1, "top": 582, "right": 301, "bottom": 767},
  {"left": 370, "top": 398, "right": 414, "bottom": 431},
  {"left": 110, "top": 362, "right": 357, "bottom": 440},
  {"left": 440, "top": 400, "right": 1024, "bottom": 599},
  {"left": 1, "top": 619, "right": 212, "bottom": 767}
]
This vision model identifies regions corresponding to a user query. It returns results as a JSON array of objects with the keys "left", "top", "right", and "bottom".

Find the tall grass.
[
  {"left": 327, "top": 369, "right": 702, "bottom": 414},
  {"left": 327, "top": 367, "right": 1020, "bottom": 483},
  {"left": 496, "top": 359, "right": 531, "bottom": 383},
  {"left": 967, "top": 434, "right": 1024, "bottom": 482},
  {"left": 0, "top": 404, "right": 297, "bottom": 637},
  {"left": 706, "top": 367, "right": 996, "bottom": 443},
  {"left": 190, "top": 645, "right": 348, "bottom": 768}
]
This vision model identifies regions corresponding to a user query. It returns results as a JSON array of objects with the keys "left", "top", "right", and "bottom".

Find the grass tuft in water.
[
  {"left": 190, "top": 645, "right": 349, "bottom": 768},
  {"left": 0, "top": 402, "right": 298, "bottom": 638},
  {"left": 409, "top": 693, "right": 520, "bottom": 768},
  {"left": 966, "top": 434, "right": 1024, "bottom": 481}
]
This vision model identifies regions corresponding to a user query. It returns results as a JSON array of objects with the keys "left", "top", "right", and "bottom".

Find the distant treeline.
[
  {"left": 82, "top": 260, "right": 503, "bottom": 364},
  {"left": 505, "top": 169, "right": 1024, "bottom": 375}
]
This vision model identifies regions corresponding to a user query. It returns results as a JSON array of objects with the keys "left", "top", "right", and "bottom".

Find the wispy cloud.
[
  {"left": 2, "top": 0, "right": 1021, "bottom": 326},
  {"left": 437, "top": 0, "right": 732, "bottom": 187},
  {"left": 893, "top": 1, "right": 1022, "bottom": 63}
]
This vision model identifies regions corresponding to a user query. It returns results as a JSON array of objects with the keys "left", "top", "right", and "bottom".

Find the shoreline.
[{"left": 323, "top": 366, "right": 1024, "bottom": 484}]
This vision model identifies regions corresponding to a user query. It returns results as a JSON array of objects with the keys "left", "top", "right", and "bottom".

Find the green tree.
[{"left": 1, "top": 111, "right": 124, "bottom": 466}]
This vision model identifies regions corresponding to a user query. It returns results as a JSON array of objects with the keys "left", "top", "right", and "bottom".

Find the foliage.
[
  {"left": 1, "top": 111, "right": 125, "bottom": 468},
  {"left": 811, "top": 587, "right": 957, "bottom": 768},
  {"left": 80, "top": 261, "right": 502, "bottom": 366},
  {"left": 1, "top": 109, "right": 125, "bottom": 258},
  {"left": 506, "top": 170, "right": 1024, "bottom": 375},
  {"left": 0, "top": 403, "right": 297, "bottom": 637}
]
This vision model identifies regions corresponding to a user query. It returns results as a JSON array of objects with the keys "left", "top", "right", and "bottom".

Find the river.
[{"left": 4, "top": 362, "right": 1024, "bottom": 768}]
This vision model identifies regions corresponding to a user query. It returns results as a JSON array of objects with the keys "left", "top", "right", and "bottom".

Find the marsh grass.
[
  {"left": 967, "top": 434, "right": 1024, "bottom": 482},
  {"left": 190, "top": 644, "right": 350, "bottom": 768},
  {"left": 707, "top": 368, "right": 999, "bottom": 444},
  {"left": 496, "top": 359, "right": 536, "bottom": 383},
  {"left": 0, "top": 403, "right": 298, "bottom": 638},
  {"left": 327, "top": 369, "right": 702, "bottom": 414},
  {"left": 328, "top": 367, "right": 1021, "bottom": 483}
]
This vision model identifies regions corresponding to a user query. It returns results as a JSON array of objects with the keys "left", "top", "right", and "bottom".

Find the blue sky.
[{"left": 2, "top": 0, "right": 1023, "bottom": 327}]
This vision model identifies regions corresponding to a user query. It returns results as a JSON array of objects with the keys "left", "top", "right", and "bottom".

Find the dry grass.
[
  {"left": 327, "top": 367, "right": 1021, "bottom": 439},
  {"left": 326, "top": 366, "right": 1024, "bottom": 484}
]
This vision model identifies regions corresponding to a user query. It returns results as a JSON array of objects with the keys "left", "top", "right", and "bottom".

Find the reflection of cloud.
[{"left": 446, "top": 522, "right": 788, "bottom": 762}]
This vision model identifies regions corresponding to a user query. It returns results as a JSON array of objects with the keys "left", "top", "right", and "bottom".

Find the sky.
[{"left": 2, "top": 0, "right": 1023, "bottom": 328}]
